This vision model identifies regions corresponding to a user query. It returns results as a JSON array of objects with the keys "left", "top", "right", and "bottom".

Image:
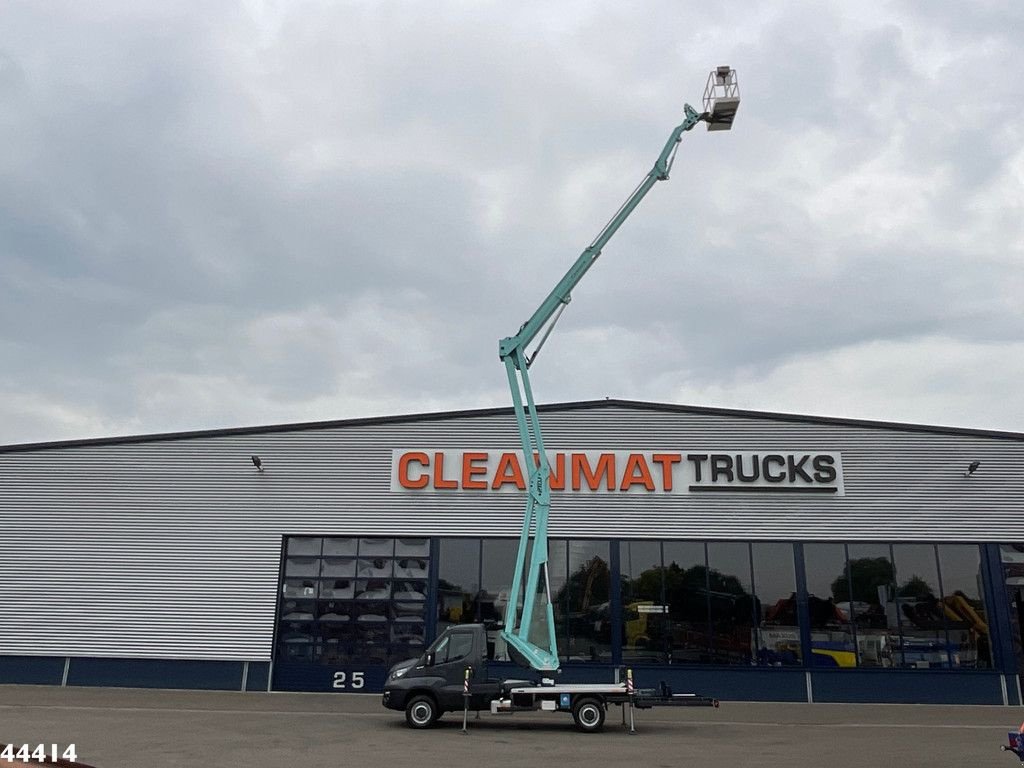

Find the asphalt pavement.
[{"left": 1, "top": 684, "right": 1022, "bottom": 768}]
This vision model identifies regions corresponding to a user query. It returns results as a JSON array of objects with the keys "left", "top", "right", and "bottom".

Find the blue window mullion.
[
  {"left": 704, "top": 542, "right": 712, "bottom": 662},
  {"left": 793, "top": 543, "right": 812, "bottom": 670}
]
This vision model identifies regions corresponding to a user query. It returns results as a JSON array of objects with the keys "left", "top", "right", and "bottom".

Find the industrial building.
[{"left": 1, "top": 399, "right": 1021, "bottom": 705}]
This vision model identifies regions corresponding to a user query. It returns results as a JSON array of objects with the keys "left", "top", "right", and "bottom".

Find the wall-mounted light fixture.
[
  {"left": 964, "top": 461, "right": 980, "bottom": 477},
  {"left": 251, "top": 455, "right": 263, "bottom": 472}
]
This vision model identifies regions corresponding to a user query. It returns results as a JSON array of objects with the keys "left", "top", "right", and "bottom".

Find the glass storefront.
[
  {"left": 277, "top": 537, "right": 430, "bottom": 667},
  {"left": 618, "top": 541, "right": 800, "bottom": 667},
  {"left": 803, "top": 542, "right": 991, "bottom": 669},
  {"left": 275, "top": 536, "right": 993, "bottom": 673}
]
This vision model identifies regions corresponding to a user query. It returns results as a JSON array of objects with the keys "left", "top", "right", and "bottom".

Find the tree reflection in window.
[
  {"left": 892, "top": 544, "right": 945, "bottom": 669},
  {"left": 619, "top": 541, "right": 664, "bottom": 664},
  {"left": 437, "top": 538, "right": 481, "bottom": 632},
  {"left": 752, "top": 543, "right": 801, "bottom": 665},
  {"left": 479, "top": 539, "right": 518, "bottom": 631},
  {"left": 800, "top": 543, "right": 991, "bottom": 670},
  {"left": 844, "top": 545, "right": 897, "bottom": 667},
  {"left": 555, "top": 541, "right": 610, "bottom": 663},
  {"left": 619, "top": 541, "right": 800, "bottom": 667},
  {"left": 663, "top": 542, "right": 712, "bottom": 664},
  {"left": 707, "top": 543, "right": 754, "bottom": 665},
  {"left": 531, "top": 540, "right": 567, "bottom": 660},
  {"left": 936, "top": 544, "right": 991, "bottom": 668},
  {"left": 803, "top": 543, "right": 857, "bottom": 668}
]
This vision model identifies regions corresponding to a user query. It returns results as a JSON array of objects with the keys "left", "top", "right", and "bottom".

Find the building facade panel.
[{"left": 0, "top": 401, "right": 1021, "bottom": 690}]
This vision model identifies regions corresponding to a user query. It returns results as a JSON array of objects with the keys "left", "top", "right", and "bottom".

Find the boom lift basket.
[{"left": 703, "top": 66, "right": 740, "bottom": 131}]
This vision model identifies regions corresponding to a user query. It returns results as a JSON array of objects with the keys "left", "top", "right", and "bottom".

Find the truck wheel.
[
  {"left": 405, "top": 694, "right": 439, "bottom": 729},
  {"left": 571, "top": 697, "right": 605, "bottom": 733}
]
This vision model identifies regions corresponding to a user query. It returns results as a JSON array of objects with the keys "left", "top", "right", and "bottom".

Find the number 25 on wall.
[{"left": 333, "top": 671, "right": 365, "bottom": 689}]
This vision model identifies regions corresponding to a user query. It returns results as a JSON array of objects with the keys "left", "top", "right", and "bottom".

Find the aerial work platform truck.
[
  {"left": 383, "top": 67, "right": 740, "bottom": 732},
  {"left": 382, "top": 623, "right": 717, "bottom": 732}
]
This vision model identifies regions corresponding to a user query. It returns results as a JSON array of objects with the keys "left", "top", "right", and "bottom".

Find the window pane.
[
  {"left": 322, "top": 557, "right": 356, "bottom": 578},
  {"left": 707, "top": 542, "right": 754, "bottom": 665},
  {"left": 319, "top": 598, "right": 355, "bottom": 664},
  {"left": 391, "top": 621, "right": 426, "bottom": 658},
  {"left": 480, "top": 539, "right": 518, "bottom": 630},
  {"left": 320, "top": 620, "right": 355, "bottom": 664},
  {"left": 319, "top": 599, "right": 353, "bottom": 622},
  {"left": 563, "top": 540, "right": 610, "bottom": 663},
  {"left": 619, "top": 541, "right": 665, "bottom": 664},
  {"left": 393, "top": 581, "right": 427, "bottom": 614},
  {"left": 438, "top": 539, "right": 481, "bottom": 631},
  {"left": 937, "top": 544, "right": 991, "bottom": 668},
  {"left": 662, "top": 542, "right": 709, "bottom": 664},
  {"left": 803, "top": 543, "right": 856, "bottom": 667},
  {"left": 395, "top": 555, "right": 428, "bottom": 579},
  {"left": 447, "top": 632, "right": 475, "bottom": 663},
  {"left": 278, "top": 586, "right": 317, "bottom": 661},
  {"left": 846, "top": 544, "right": 896, "bottom": 667},
  {"left": 354, "top": 607, "right": 389, "bottom": 663},
  {"left": 287, "top": 537, "right": 322, "bottom": 557},
  {"left": 355, "top": 579, "right": 391, "bottom": 600},
  {"left": 356, "top": 557, "right": 393, "bottom": 578},
  {"left": 396, "top": 538, "right": 430, "bottom": 557},
  {"left": 280, "top": 598, "right": 316, "bottom": 620},
  {"left": 284, "top": 557, "right": 319, "bottom": 578},
  {"left": 282, "top": 578, "right": 318, "bottom": 598},
  {"left": 751, "top": 543, "right": 801, "bottom": 665},
  {"left": 539, "top": 540, "right": 567, "bottom": 659},
  {"left": 1001, "top": 544, "right": 1024, "bottom": 676},
  {"left": 892, "top": 544, "right": 945, "bottom": 669},
  {"left": 358, "top": 538, "right": 395, "bottom": 557},
  {"left": 320, "top": 577, "right": 354, "bottom": 599},
  {"left": 323, "top": 537, "right": 356, "bottom": 556},
  {"left": 480, "top": 539, "right": 518, "bottom": 660}
]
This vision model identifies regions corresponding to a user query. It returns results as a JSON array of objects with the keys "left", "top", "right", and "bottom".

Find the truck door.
[{"left": 428, "top": 629, "right": 477, "bottom": 707}]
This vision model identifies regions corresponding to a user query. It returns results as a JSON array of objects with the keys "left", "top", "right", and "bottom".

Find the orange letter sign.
[
  {"left": 620, "top": 453, "right": 655, "bottom": 491},
  {"left": 398, "top": 452, "right": 430, "bottom": 489}
]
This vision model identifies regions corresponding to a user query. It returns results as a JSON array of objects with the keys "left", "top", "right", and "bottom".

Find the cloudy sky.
[{"left": 2, "top": 1, "right": 1022, "bottom": 445}]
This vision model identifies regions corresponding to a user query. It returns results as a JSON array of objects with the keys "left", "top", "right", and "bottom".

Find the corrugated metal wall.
[{"left": 0, "top": 402, "right": 1021, "bottom": 660}]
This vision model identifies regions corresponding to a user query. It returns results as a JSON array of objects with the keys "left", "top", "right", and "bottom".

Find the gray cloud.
[{"left": 1, "top": 1, "right": 1022, "bottom": 444}]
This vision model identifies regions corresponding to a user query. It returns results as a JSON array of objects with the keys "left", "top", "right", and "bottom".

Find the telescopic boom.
[{"left": 498, "top": 68, "right": 739, "bottom": 673}]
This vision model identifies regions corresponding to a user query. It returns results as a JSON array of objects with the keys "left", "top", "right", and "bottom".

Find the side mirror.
[{"left": 425, "top": 651, "right": 435, "bottom": 667}]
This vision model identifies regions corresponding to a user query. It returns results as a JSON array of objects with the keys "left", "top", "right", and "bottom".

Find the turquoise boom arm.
[{"left": 498, "top": 104, "right": 708, "bottom": 673}]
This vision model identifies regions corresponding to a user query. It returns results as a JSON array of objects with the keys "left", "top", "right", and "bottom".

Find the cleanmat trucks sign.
[{"left": 391, "top": 450, "right": 844, "bottom": 495}]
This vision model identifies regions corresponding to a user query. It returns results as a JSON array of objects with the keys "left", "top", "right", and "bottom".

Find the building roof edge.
[{"left": 2, "top": 398, "right": 1021, "bottom": 453}]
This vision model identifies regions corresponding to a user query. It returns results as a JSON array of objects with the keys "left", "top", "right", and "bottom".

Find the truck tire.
[
  {"left": 405, "top": 694, "right": 439, "bottom": 729},
  {"left": 571, "top": 697, "right": 605, "bottom": 733}
]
